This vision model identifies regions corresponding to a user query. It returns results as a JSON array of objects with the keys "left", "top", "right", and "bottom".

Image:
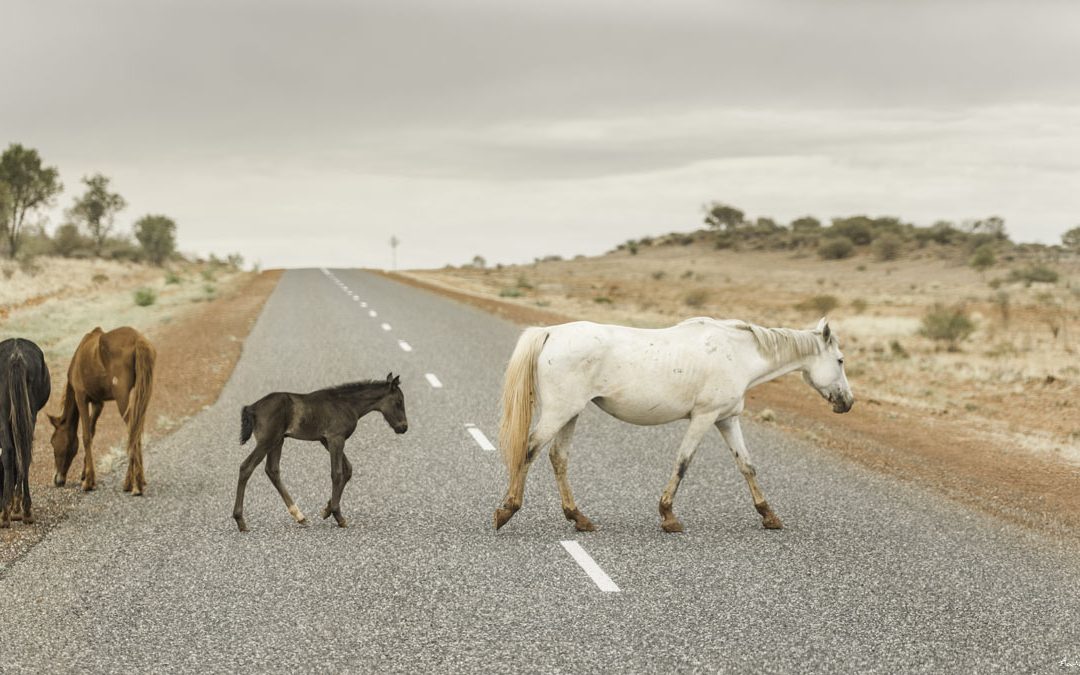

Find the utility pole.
[{"left": 389, "top": 235, "right": 399, "bottom": 270}]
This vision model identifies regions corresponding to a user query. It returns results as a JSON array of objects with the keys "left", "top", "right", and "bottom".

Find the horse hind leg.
[
  {"left": 232, "top": 438, "right": 273, "bottom": 532},
  {"left": 264, "top": 441, "right": 304, "bottom": 525},
  {"left": 548, "top": 416, "right": 595, "bottom": 532},
  {"left": 658, "top": 413, "right": 716, "bottom": 533},
  {"left": 495, "top": 406, "right": 578, "bottom": 530}
]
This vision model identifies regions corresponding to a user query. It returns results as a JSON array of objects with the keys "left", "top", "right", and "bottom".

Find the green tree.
[
  {"left": 703, "top": 202, "right": 745, "bottom": 231},
  {"left": 133, "top": 214, "right": 177, "bottom": 266},
  {"left": 1063, "top": 226, "right": 1080, "bottom": 253},
  {"left": 68, "top": 173, "right": 126, "bottom": 256},
  {"left": 0, "top": 143, "right": 63, "bottom": 258},
  {"left": 52, "top": 222, "right": 91, "bottom": 257},
  {"left": 791, "top": 216, "right": 821, "bottom": 232}
]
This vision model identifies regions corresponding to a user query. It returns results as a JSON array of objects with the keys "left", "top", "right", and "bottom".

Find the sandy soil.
[
  {"left": 386, "top": 241, "right": 1080, "bottom": 539},
  {"left": 0, "top": 261, "right": 281, "bottom": 561}
]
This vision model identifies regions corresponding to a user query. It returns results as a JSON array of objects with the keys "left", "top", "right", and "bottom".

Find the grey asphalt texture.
[{"left": 1, "top": 269, "right": 1078, "bottom": 674}]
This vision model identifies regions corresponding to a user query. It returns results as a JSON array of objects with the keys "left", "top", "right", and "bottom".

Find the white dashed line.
[
  {"left": 397, "top": 340, "right": 412, "bottom": 352},
  {"left": 381, "top": 323, "right": 392, "bottom": 331},
  {"left": 560, "top": 541, "right": 620, "bottom": 592},
  {"left": 369, "top": 310, "right": 378, "bottom": 318},
  {"left": 425, "top": 373, "right": 443, "bottom": 388},
  {"left": 464, "top": 424, "right": 495, "bottom": 451},
  {"left": 360, "top": 302, "right": 368, "bottom": 308},
  {"left": 353, "top": 296, "right": 360, "bottom": 302}
]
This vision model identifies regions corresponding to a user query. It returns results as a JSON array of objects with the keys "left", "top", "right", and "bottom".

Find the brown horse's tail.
[
  {"left": 498, "top": 327, "right": 549, "bottom": 475},
  {"left": 126, "top": 337, "right": 156, "bottom": 466},
  {"left": 7, "top": 354, "right": 34, "bottom": 482}
]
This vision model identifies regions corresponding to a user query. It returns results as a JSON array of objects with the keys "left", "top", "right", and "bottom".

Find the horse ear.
[
  {"left": 817, "top": 317, "right": 832, "bottom": 342},
  {"left": 392, "top": 375, "right": 401, "bottom": 387},
  {"left": 386, "top": 372, "right": 393, "bottom": 383}
]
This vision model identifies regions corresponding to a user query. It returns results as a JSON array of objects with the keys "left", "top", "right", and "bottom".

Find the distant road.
[{"left": 1, "top": 269, "right": 1077, "bottom": 673}]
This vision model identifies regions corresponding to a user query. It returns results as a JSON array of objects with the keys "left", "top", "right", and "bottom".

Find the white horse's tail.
[{"left": 499, "top": 327, "right": 549, "bottom": 473}]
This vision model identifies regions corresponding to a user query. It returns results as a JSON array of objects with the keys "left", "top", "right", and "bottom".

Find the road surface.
[{"left": 1, "top": 269, "right": 1077, "bottom": 673}]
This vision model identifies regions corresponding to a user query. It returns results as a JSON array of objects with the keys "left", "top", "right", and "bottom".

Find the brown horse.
[{"left": 49, "top": 327, "right": 156, "bottom": 495}]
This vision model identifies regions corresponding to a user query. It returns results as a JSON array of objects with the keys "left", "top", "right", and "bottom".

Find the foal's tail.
[
  {"left": 499, "top": 327, "right": 549, "bottom": 474},
  {"left": 239, "top": 405, "right": 255, "bottom": 445},
  {"left": 7, "top": 354, "right": 34, "bottom": 481},
  {"left": 126, "top": 337, "right": 156, "bottom": 454}
]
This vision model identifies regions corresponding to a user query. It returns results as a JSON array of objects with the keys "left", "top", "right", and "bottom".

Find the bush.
[
  {"left": 651, "top": 270, "right": 666, "bottom": 280},
  {"left": 202, "top": 283, "right": 217, "bottom": 300},
  {"left": 91, "top": 273, "right": 108, "bottom": 284},
  {"left": 164, "top": 270, "right": 181, "bottom": 284},
  {"left": 830, "top": 217, "right": 874, "bottom": 245},
  {"left": 133, "top": 287, "right": 157, "bottom": 307},
  {"left": 593, "top": 296, "right": 613, "bottom": 304},
  {"left": 134, "top": 215, "right": 178, "bottom": 266},
  {"left": 795, "top": 294, "right": 839, "bottom": 314},
  {"left": 817, "top": 236, "right": 855, "bottom": 260},
  {"left": 851, "top": 298, "right": 868, "bottom": 314},
  {"left": 873, "top": 234, "right": 903, "bottom": 261},
  {"left": 920, "top": 304, "right": 975, "bottom": 351},
  {"left": 499, "top": 287, "right": 523, "bottom": 298},
  {"left": 969, "top": 244, "right": 996, "bottom": 272},
  {"left": 683, "top": 288, "right": 710, "bottom": 308},
  {"left": 1007, "top": 264, "right": 1058, "bottom": 285}
]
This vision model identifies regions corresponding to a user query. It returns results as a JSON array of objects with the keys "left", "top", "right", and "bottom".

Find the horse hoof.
[
  {"left": 494, "top": 507, "right": 517, "bottom": 530},
  {"left": 320, "top": 506, "right": 332, "bottom": 520},
  {"left": 661, "top": 519, "right": 684, "bottom": 533},
  {"left": 23, "top": 516, "right": 34, "bottom": 525},
  {"left": 54, "top": 475, "right": 65, "bottom": 487},
  {"left": 236, "top": 521, "right": 248, "bottom": 533},
  {"left": 336, "top": 518, "right": 348, "bottom": 528},
  {"left": 81, "top": 482, "right": 95, "bottom": 492},
  {"left": 574, "top": 517, "right": 597, "bottom": 532},
  {"left": 762, "top": 514, "right": 784, "bottom": 530},
  {"left": 297, "top": 517, "right": 307, "bottom": 526}
]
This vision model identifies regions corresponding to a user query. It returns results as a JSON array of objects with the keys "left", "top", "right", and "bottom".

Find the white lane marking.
[
  {"left": 353, "top": 296, "right": 360, "bottom": 302},
  {"left": 425, "top": 373, "right": 443, "bottom": 388},
  {"left": 369, "top": 310, "right": 378, "bottom": 317},
  {"left": 464, "top": 424, "right": 495, "bottom": 451},
  {"left": 398, "top": 340, "right": 413, "bottom": 352},
  {"left": 361, "top": 302, "right": 368, "bottom": 308},
  {"left": 381, "top": 323, "right": 392, "bottom": 331},
  {"left": 560, "top": 541, "right": 620, "bottom": 593}
]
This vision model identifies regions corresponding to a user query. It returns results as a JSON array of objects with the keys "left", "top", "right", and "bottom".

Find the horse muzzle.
[
  {"left": 830, "top": 395, "right": 854, "bottom": 414},
  {"left": 394, "top": 423, "right": 408, "bottom": 434}
]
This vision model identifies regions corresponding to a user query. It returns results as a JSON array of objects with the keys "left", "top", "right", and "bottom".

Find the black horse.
[
  {"left": 0, "top": 338, "right": 51, "bottom": 527},
  {"left": 233, "top": 373, "right": 408, "bottom": 532}
]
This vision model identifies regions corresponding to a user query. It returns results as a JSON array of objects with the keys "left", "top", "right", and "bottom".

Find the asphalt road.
[{"left": 1, "top": 269, "right": 1078, "bottom": 674}]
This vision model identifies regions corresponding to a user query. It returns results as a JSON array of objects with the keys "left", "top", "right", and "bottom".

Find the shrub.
[
  {"left": 593, "top": 296, "right": 613, "bottom": 304},
  {"left": 919, "top": 304, "right": 975, "bottom": 351},
  {"left": 515, "top": 275, "right": 533, "bottom": 290},
  {"left": 851, "top": 298, "right": 868, "bottom": 314},
  {"left": 969, "top": 244, "right": 996, "bottom": 272},
  {"left": 683, "top": 288, "right": 709, "bottom": 308},
  {"left": 873, "top": 234, "right": 903, "bottom": 261},
  {"left": 91, "top": 273, "right": 109, "bottom": 284},
  {"left": 889, "top": 340, "right": 910, "bottom": 359},
  {"left": 830, "top": 218, "right": 874, "bottom": 245},
  {"left": 202, "top": 283, "right": 217, "bottom": 300},
  {"left": 817, "top": 236, "right": 854, "bottom": 260},
  {"left": 1007, "top": 264, "right": 1058, "bottom": 285},
  {"left": 133, "top": 287, "right": 157, "bottom": 307},
  {"left": 164, "top": 270, "right": 182, "bottom": 284},
  {"left": 651, "top": 270, "right": 666, "bottom": 280},
  {"left": 796, "top": 294, "right": 839, "bottom": 314},
  {"left": 499, "top": 287, "right": 523, "bottom": 298}
]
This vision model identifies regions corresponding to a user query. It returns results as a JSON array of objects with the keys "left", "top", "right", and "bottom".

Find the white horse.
[{"left": 495, "top": 317, "right": 853, "bottom": 533}]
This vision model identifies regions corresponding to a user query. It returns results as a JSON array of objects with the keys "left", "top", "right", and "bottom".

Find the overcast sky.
[{"left": 3, "top": 0, "right": 1079, "bottom": 269}]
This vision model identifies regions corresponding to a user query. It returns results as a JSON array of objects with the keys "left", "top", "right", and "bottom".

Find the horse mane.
[
  {"left": 322, "top": 380, "right": 392, "bottom": 398},
  {"left": 689, "top": 318, "right": 829, "bottom": 364}
]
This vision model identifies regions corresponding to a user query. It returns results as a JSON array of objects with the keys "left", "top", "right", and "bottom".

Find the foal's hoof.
[
  {"left": 762, "top": 514, "right": 784, "bottom": 530},
  {"left": 54, "top": 475, "right": 65, "bottom": 488},
  {"left": 661, "top": 519, "right": 685, "bottom": 533},
  {"left": 320, "top": 505, "right": 332, "bottom": 520},
  {"left": 235, "top": 520, "right": 248, "bottom": 533},
  {"left": 81, "top": 480, "right": 96, "bottom": 492},
  {"left": 23, "top": 515, "right": 35, "bottom": 525},
  {"left": 564, "top": 508, "right": 597, "bottom": 532},
  {"left": 335, "top": 517, "right": 348, "bottom": 529}
]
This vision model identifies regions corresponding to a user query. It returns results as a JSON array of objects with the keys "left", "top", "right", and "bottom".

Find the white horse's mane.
[{"left": 681, "top": 318, "right": 828, "bottom": 364}]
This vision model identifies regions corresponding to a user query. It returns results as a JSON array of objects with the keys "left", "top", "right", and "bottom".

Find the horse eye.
[{"left": 838, "top": 358, "right": 845, "bottom": 365}]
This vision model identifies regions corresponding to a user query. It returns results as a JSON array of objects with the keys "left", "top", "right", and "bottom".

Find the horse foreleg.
[
  {"left": 658, "top": 414, "right": 716, "bottom": 533},
  {"left": 548, "top": 416, "right": 594, "bottom": 532},
  {"left": 233, "top": 441, "right": 271, "bottom": 532},
  {"left": 19, "top": 469, "right": 33, "bottom": 525},
  {"left": 77, "top": 399, "right": 99, "bottom": 492},
  {"left": 717, "top": 416, "right": 782, "bottom": 529},
  {"left": 264, "top": 442, "right": 304, "bottom": 525},
  {"left": 320, "top": 440, "right": 348, "bottom": 528}
]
